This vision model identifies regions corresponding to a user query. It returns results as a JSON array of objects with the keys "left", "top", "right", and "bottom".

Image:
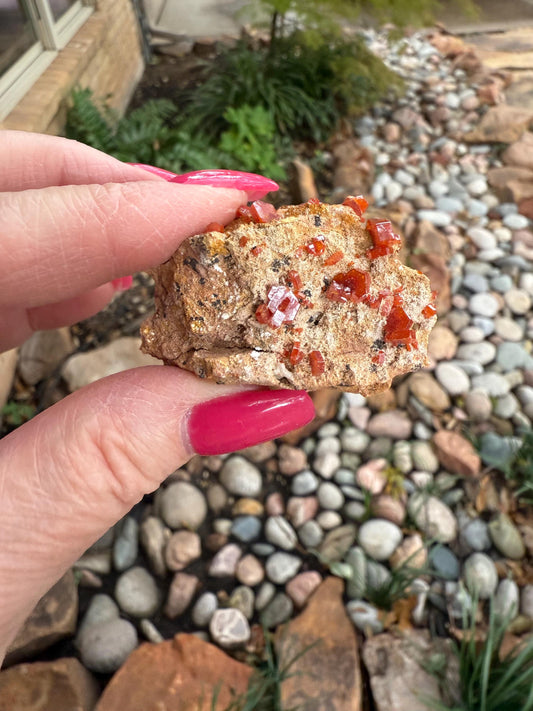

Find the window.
[{"left": 0, "top": 0, "right": 94, "bottom": 121}]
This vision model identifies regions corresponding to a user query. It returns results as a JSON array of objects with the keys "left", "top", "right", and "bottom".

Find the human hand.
[{"left": 0, "top": 131, "right": 315, "bottom": 662}]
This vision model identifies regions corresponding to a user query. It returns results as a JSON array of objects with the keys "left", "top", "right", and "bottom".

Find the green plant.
[
  {"left": 477, "top": 429, "right": 533, "bottom": 506},
  {"left": 1, "top": 401, "right": 35, "bottom": 426},
  {"left": 424, "top": 600, "right": 533, "bottom": 711},
  {"left": 184, "top": 34, "right": 402, "bottom": 143},
  {"left": 218, "top": 629, "right": 315, "bottom": 711},
  {"left": 66, "top": 88, "right": 225, "bottom": 173},
  {"left": 219, "top": 105, "right": 287, "bottom": 180}
]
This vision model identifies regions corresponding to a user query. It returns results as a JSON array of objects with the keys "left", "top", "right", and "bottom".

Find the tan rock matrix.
[{"left": 141, "top": 199, "right": 436, "bottom": 394}]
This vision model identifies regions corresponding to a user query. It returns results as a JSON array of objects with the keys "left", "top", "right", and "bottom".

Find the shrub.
[{"left": 183, "top": 33, "right": 402, "bottom": 143}]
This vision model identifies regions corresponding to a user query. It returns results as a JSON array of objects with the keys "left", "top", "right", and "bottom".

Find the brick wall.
[{"left": 0, "top": 0, "right": 144, "bottom": 134}]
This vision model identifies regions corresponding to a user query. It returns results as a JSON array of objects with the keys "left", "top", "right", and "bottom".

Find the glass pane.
[
  {"left": 0, "top": 0, "right": 37, "bottom": 75},
  {"left": 48, "top": 0, "right": 77, "bottom": 21}
]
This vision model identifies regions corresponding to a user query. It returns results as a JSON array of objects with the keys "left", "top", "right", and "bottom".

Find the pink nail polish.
[
  {"left": 112, "top": 276, "right": 133, "bottom": 292},
  {"left": 170, "top": 170, "right": 279, "bottom": 201},
  {"left": 187, "top": 390, "right": 315, "bottom": 455},
  {"left": 127, "top": 163, "right": 179, "bottom": 180}
]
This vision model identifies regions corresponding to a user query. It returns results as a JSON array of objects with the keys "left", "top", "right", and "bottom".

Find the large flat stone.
[
  {"left": 0, "top": 657, "right": 98, "bottom": 711},
  {"left": 363, "top": 630, "right": 456, "bottom": 711},
  {"left": 276, "top": 577, "right": 362, "bottom": 711},
  {"left": 5, "top": 571, "right": 78, "bottom": 666},
  {"left": 96, "top": 633, "right": 251, "bottom": 711}
]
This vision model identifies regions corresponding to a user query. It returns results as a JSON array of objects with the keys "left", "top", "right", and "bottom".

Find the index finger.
[
  {"left": 0, "top": 181, "right": 246, "bottom": 307},
  {"left": 0, "top": 131, "right": 162, "bottom": 191}
]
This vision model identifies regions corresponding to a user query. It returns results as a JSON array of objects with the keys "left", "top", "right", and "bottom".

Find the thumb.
[{"left": 0, "top": 366, "right": 314, "bottom": 657}]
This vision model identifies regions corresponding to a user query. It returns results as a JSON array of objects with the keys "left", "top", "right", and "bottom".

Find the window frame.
[{"left": 0, "top": 0, "right": 94, "bottom": 121}]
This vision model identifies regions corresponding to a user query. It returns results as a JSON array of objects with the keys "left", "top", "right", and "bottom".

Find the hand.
[{"left": 0, "top": 131, "right": 314, "bottom": 663}]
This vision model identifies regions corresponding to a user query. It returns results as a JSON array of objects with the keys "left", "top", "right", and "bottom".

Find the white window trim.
[{"left": 0, "top": 0, "right": 94, "bottom": 121}]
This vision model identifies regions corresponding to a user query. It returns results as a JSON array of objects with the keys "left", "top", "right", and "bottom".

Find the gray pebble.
[
  {"left": 340, "top": 427, "right": 370, "bottom": 454},
  {"left": 160, "top": 482, "right": 207, "bottom": 531},
  {"left": 209, "top": 608, "right": 250, "bottom": 649},
  {"left": 115, "top": 566, "right": 159, "bottom": 618},
  {"left": 430, "top": 546, "right": 460, "bottom": 579},
  {"left": 139, "top": 619, "right": 164, "bottom": 644},
  {"left": 411, "top": 441, "right": 439, "bottom": 473},
  {"left": 231, "top": 516, "right": 262, "bottom": 543},
  {"left": 260, "top": 592, "right": 293, "bottom": 628},
  {"left": 113, "top": 516, "right": 139, "bottom": 572},
  {"left": 220, "top": 456, "right": 262, "bottom": 497},
  {"left": 358, "top": 519, "right": 402, "bottom": 561},
  {"left": 298, "top": 519, "right": 324, "bottom": 548},
  {"left": 489, "top": 514, "right": 526, "bottom": 560},
  {"left": 265, "top": 552, "right": 302, "bottom": 584},
  {"left": 318, "top": 482, "right": 345, "bottom": 510},
  {"left": 192, "top": 592, "right": 218, "bottom": 627},
  {"left": 494, "top": 579, "right": 519, "bottom": 620},
  {"left": 313, "top": 451, "right": 341, "bottom": 479},
  {"left": 462, "top": 518, "right": 491, "bottom": 551},
  {"left": 78, "top": 618, "right": 138, "bottom": 674},
  {"left": 264, "top": 516, "right": 298, "bottom": 550},
  {"left": 521, "top": 585, "right": 533, "bottom": 618},
  {"left": 503, "top": 214, "right": 529, "bottom": 230},
  {"left": 228, "top": 586, "right": 255, "bottom": 620},
  {"left": 346, "top": 600, "right": 383, "bottom": 634},
  {"left": 471, "top": 372, "right": 511, "bottom": 397},
  {"left": 292, "top": 470, "right": 319, "bottom": 495},
  {"left": 255, "top": 581, "right": 276, "bottom": 611},
  {"left": 456, "top": 341, "right": 496, "bottom": 365},
  {"left": 435, "top": 362, "right": 470, "bottom": 395},
  {"left": 463, "top": 553, "right": 498, "bottom": 599},
  {"left": 469, "top": 293, "right": 499, "bottom": 317}
]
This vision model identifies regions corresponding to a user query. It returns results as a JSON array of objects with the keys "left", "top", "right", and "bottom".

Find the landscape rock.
[
  {"left": 5, "top": 571, "right": 78, "bottom": 665},
  {"left": 219, "top": 456, "right": 263, "bottom": 497},
  {"left": 18, "top": 328, "right": 74, "bottom": 385},
  {"left": 0, "top": 658, "right": 98, "bottom": 711},
  {"left": 115, "top": 567, "right": 159, "bottom": 618},
  {"left": 358, "top": 519, "right": 403, "bottom": 561},
  {"left": 463, "top": 553, "right": 498, "bottom": 599},
  {"left": 62, "top": 337, "right": 159, "bottom": 391},
  {"left": 95, "top": 634, "right": 251, "bottom": 711},
  {"left": 363, "top": 630, "right": 453, "bottom": 711},
  {"left": 164, "top": 573, "right": 200, "bottom": 618},
  {"left": 463, "top": 105, "right": 533, "bottom": 144},
  {"left": 278, "top": 578, "right": 362, "bottom": 711},
  {"left": 408, "top": 492, "right": 458, "bottom": 543},
  {"left": 433, "top": 430, "right": 481, "bottom": 477},
  {"left": 0, "top": 347, "right": 17, "bottom": 410}
]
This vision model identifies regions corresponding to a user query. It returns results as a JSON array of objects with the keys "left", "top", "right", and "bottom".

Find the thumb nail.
[{"left": 187, "top": 390, "right": 315, "bottom": 455}]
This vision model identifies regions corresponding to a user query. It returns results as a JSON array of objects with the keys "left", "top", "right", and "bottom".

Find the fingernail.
[
  {"left": 127, "top": 163, "right": 179, "bottom": 181},
  {"left": 112, "top": 276, "right": 133, "bottom": 292},
  {"left": 170, "top": 170, "right": 279, "bottom": 200},
  {"left": 187, "top": 390, "right": 315, "bottom": 455}
]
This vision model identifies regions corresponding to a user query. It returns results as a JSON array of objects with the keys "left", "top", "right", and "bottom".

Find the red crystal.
[
  {"left": 384, "top": 296, "right": 418, "bottom": 350},
  {"left": 343, "top": 195, "right": 369, "bottom": 216},
  {"left": 289, "top": 341, "right": 305, "bottom": 365},
  {"left": 267, "top": 285, "right": 300, "bottom": 324},
  {"left": 372, "top": 350, "right": 386, "bottom": 365},
  {"left": 422, "top": 303, "right": 437, "bottom": 318},
  {"left": 255, "top": 304, "right": 271, "bottom": 324},
  {"left": 205, "top": 222, "right": 225, "bottom": 233},
  {"left": 287, "top": 270, "right": 303, "bottom": 292},
  {"left": 325, "top": 269, "right": 370, "bottom": 303},
  {"left": 307, "top": 198, "right": 320, "bottom": 205},
  {"left": 239, "top": 235, "right": 249, "bottom": 247},
  {"left": 305, "top": 237, "right": 326, "bottom": 255},
  {"left": 309, "top": 350, "right": 325, "bottom": 376},
  {"left": 236, "top": 205, "right": 253, "bottom": 221},
  {"left": 366, "top": 218, "right": 402, "bottom": 256},
  {"left": 324, "top": 250, "right": 344, "bottom": 266},
  {"left": 250, "top": 200, "right": 278, "bottom": 223}
]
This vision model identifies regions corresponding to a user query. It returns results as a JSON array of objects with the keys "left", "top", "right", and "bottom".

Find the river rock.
[
  {"left": 358, "top": 519, "right": 403, "bottom": 561},
  {"left": 160, "top": 482, "right": 207, "bottom": 530},
  {"left": 220, "top": 456, "right": 262, "bottom": 497},
  {"left": 408, "top": 492, "right": 457, "bottom": 543}
]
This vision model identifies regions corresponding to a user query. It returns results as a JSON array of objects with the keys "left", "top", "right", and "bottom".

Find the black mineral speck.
[
  {"left": 372, "top": 338, "right": 386, "bottom": 350},
  {"left": 314, "top": 215, "right": 322, "bottom": 227}
]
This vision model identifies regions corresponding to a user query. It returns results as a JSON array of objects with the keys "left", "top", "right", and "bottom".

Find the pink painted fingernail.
[
  {"left": 112, "top": 276, "right": 133, "bottom": 292},
  {"left": 127, "top": 163, "right": 179, "bottom": 180},
  {"left": 187, "top": 390, "right": 315, "bottom": 455},
  {"left": 170, "top": 170, "right": 279, "bottom": 200}
]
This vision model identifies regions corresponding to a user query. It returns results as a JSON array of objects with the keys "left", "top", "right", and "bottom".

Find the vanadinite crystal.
[
  {"left": 325, "top": 269, "right": 371, "bottom": 303},
  {"left": 384, "top": 295, "right": 418, "bottom": 350},
  {"left": 366, "top": 218, "right": 401, "bottom": 259},
  {"left": 255, "top": 286, "right": 300, "bottom": 328},
  {"left": 309, "top": 350, "right": 325, "bottom": 375},
  {"left": 342, "top": 195, "right": 369, "bottom": 216}
]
